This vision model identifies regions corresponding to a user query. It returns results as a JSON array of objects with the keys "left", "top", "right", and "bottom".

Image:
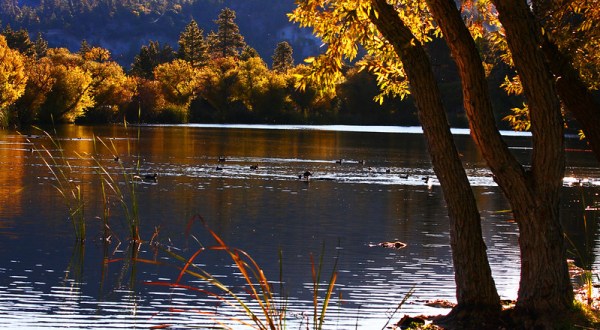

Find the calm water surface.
[{"left": 0, "top": 124, "right": 598, "bottom": 329}]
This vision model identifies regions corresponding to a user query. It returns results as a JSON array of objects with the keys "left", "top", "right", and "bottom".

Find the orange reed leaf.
[{"left": 176, "top": 248, "right": 205, "bottom": 284}]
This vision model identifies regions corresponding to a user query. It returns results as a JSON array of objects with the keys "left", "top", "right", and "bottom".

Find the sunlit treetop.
[
  {"left": 291, "top": 0, "right": 600, "bottom": 131},
  {"left": 289, "top": 0, "right": 439, "bottom": 103},
  {"left": 537, "top": 0, "right": 600, "bottom": 90},
  {"left": 458, "top": 0, "right": 600, "bottom": 131}
]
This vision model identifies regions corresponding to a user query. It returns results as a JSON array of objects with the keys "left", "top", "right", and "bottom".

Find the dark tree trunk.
[
  {"left": 531, "top": 0, "right": 600, "bottom": 163},
  {"left": 541, "top": 37, "right": 600, "bottom": 163},
  {"left": 370, "top": 1, "right": 502, "bottom": 326},
  {"left": 492, "top": 0, "right": 573, "bottom": 322}
]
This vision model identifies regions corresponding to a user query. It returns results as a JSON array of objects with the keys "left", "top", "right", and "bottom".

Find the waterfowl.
[
  {"left": 385, "top": 168, "right": 391, "bottom": 173},
  {"left": 302, "top": 171, "right": 312, "bottom": 181},
  {"left": 335, "top": 159, "right": 343, "bottom": 164},
  {"left": 250, "top": 164, "right": 258, "bottom": 170},
  {"left": 134, "top": 173, "right": 157, "bottom": 182},
  {"left": 423, "top": 176, "right": 433, "bottom": 189},
  {"left": 216, "top": 166, "right": 223, "bottom": 171},
  {"left": 114, "top": 156, "right": 120, "bottom": 162},
  {"left": 399, "top": 173, "right": 409, "bottom": 179}
]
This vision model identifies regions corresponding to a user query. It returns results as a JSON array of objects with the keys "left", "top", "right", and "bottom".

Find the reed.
[
  {"left": 27, "top": 125, "right": 144, "bottom": 243},
  {"left": 140, "top": 215, "right": 338, "bottom": 330},
  {"left": 28, "top": 127, "right": 87, "bottom": 242},
  {"left": 93, "top": 136, "right": 141, "bottom": 242}
]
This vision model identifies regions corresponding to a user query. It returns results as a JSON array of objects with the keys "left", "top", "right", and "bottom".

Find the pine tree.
[
  {"left": 272, "top": 41, "right": 294, "bottom": 72},
  {"left": 130, "top": 40, "right": 175, "bottom": 79},
  {"left": 78, "top": 39, "right": 92, "bottom": 56},
  {"left": 177, "top": 19, "right": 208, "bottom": 68},
  {"left": 240, "top": 45, "right": 259, "bottom": 60},
  {"left": 208, "top": 8, "right": 246, "bottom": 58},
  {"left": 2, "top": 25, "right": 34, "bottom": 56},
  {"left": 33, "top": 32, "right": 48, "bottom": 58}
]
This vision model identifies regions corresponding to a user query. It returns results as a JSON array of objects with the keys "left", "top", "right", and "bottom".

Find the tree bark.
[
  {"left": 541, "top": 36, "right": 600, "bottom": 163},
  {"left": 492, "top": 0, "right": 573, "bottom": 321},
  {"left": 531, "top": 0, "right": 600, "bottom": 163},
  {"left": 370, "top": 0, "right": 501, "bottom": 326}
]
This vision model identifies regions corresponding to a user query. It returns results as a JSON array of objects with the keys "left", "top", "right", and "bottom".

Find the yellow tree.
[
  {"left": 288, "top": 64, "right": 337, "bottom": 119},
  {"left": 196, "top": 57, "right": 239, "bottom": 121},
  {"left": 0, "top": 35, "right": 27, "bottom": 126},
  {"left": 154, "top": 59, "right": 201, "bottom": 108},
  {"left": 291, "top": 0, "right": 581, "bottom": 326},
  {"left": 38, "top": 48, "right": 94, "bottom": 123},
  {"left": 82, "top": 48, "right": 136, "bottom": 112},
  {"left": 232, "top": 57, "right": 271, "bottom": 111},
  {"left": 14, "top": 56, "right": 56, "bottom": 125}
]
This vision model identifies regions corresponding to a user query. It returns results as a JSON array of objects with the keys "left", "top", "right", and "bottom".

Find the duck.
[
  {"left": 335, "top": 159, "right": 343, "bottom": 164},
  {"left": 134, "top": 173, "right": 157, "bottom": 182},
  {"left": 301, "top": 170, "right": 312, "bottom": 181},
  {"left": 250, "top": 164, "right": 258, "bottom": 170},
  {"left": 423, "top": 176, "right": 433, "bottom": 189},
  {"left": 216, "top": 166, "right": 223, "bottom": 171},
  {"left": 399, "top": 173, "right": 409, "bottom": 179},
  {"left": 377, "top": 241, "right": 407, "bottom": 249},
  {"left": 114, "top": 155, "right": 120, "bottom": 162}
]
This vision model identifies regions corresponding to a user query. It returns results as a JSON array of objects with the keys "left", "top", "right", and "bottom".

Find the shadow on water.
[{"left": 0, "top": 124, "right": 598, "bottom": 328}]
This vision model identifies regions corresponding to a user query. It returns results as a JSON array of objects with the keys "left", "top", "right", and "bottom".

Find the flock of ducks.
[{"left": 128, "top": 155, "right": 437, "bottom": 187}]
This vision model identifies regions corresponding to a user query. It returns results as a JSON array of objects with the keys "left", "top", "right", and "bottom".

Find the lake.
[{"left": 0, "top": 124, "right": 598, "bottom": 329}]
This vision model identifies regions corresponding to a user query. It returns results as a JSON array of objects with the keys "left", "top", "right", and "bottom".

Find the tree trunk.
[
  {"left": 531, "top": 0, "right": 600, "bottom": 163},
  {"left": 541, "top": 36, "right": 600, "bottom": 163},
  {"left": 492, "top": 0, "right": 573, "bottom": 321},
  {"left": 370, "top": 1, "right": 502, "bottom": 326}
]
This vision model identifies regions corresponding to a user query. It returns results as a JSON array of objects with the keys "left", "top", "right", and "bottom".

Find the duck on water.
[{"left": 134, "top": 173, "right": 158, "bottom": 182}]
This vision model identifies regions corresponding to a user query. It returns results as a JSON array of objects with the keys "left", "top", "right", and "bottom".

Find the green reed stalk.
[
  {"left": 30, "top": 127, "right": 87, "bottom": 242},
  {"left": 311, "top": 243, "right": 338, "bottom": 330},
  {"left": 94, "top": 136, "right": 141, "bottom": 242}
]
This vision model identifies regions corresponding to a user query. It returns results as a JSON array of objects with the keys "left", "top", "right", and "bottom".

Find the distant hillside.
[{"left": 0, "top": 0, "right": 322, "bottom": 67}]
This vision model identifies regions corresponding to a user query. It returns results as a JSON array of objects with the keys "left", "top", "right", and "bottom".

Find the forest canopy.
[{"left": 0, "top": 7, "right": 427, "bottom": 127}]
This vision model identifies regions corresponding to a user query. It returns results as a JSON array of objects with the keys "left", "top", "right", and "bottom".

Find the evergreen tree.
[
  {"left": 208, "top": 8, "right": 245, "bottom": 58},
  {"left": 130, "top": 40, "right": 175, "bottom": 79},
  {"left": 271, "top": 41, "right": 294, "bottom": 72},
  {"left": 78, "top": 39, "right": 92, "bottom": 56},
  {"left": 177, "top": 19, "right": 208, "bottom": 68},
  {"left": 2, "top": 25, "right": 34, "bottom": 56},
  {"left": 240, "top": 45, "right": 259, "bottom": 60},
  {"left": 33, "top": 32, "right": 48, "bottom": 58}
]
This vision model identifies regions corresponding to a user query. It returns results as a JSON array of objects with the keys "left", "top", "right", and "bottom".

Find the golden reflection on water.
[{"left": 0, "top": 133, "right": 24, "bottom": 237}]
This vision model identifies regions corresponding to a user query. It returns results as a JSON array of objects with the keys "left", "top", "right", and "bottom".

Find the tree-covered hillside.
[{"left": 0, "top": 0, "right": 321, "bottom": 66}]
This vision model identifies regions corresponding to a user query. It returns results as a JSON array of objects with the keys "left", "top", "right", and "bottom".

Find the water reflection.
[{"left": 0, "top": 124, "right": 598, "bottom": 328}]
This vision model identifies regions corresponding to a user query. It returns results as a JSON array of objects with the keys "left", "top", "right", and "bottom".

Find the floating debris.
[
  {"left": 396, "top": 315, "right": 426, "bottom": 329},
  {"left": 424, "top": 299, "right": 456, "bottom": 309},
  {"left": 372, "top": 241, "right": 407, "bottom": 250}
]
